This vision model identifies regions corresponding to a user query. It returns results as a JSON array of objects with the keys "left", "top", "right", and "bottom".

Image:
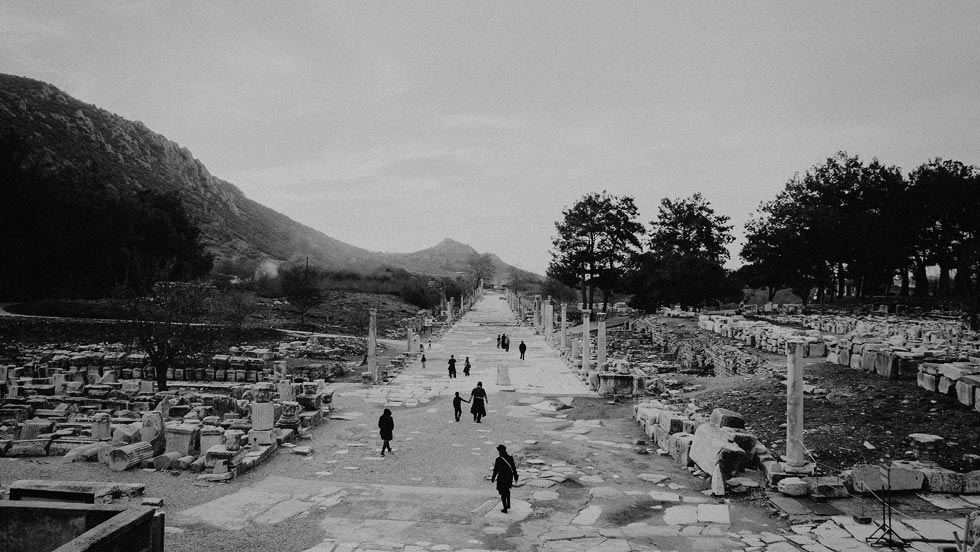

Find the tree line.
[{"left": 548, "top": 152, "right": 980, "bottom": 320}]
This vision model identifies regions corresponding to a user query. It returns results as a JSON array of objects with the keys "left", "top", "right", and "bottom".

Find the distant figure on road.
[
  {"left": 463, "top": 357, "right": 471, "bottom": 376},
  {"left": 378, "top": 408, "right": 394, "bottom": 456},
  {"left": 496, "top": 334, "right": 501, "bottom": 348},
  {"left": 452, "top": 391, "right": 470, "bottom": 422},
  {"left": 428, "top": 340, "right": 432, "bottom": 350},
  {"left": 419, "top": 343, "right": 424, "bottom": 353},
  {"left": 421, "top": 353, "right": 426, "bottom": 370},
  {"left": 448, "top": 355, "right": 457, "bottom": 378},
  {"left": 501, "top": 334, "right": 510, "bottom": 352},
  {"left": 518, "top": 341, "right": 527, "bottom": 360},
  {"left": 470, "top": 381, "right": 487, "bottom": 423},
  {"left": 491, "top": 444, "right": 518, "bottom": 513}
]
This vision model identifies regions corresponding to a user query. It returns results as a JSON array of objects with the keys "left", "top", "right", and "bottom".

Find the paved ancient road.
[{"left": 165, "top": 292, "right": 804, "bottom": 552}]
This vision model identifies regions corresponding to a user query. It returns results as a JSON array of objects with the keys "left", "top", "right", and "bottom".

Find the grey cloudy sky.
[{"left": 3, "top": 2, "right": 979, "bottom": 275}]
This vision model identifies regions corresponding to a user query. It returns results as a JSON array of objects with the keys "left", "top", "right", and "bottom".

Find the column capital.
[{"left": 597, "top": 312, "right": 607, "bottom": 321}]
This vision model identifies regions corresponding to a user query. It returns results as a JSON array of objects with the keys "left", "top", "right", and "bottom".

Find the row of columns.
[{"left": 503, "top": 291, "right": 608, "bottom": 369}]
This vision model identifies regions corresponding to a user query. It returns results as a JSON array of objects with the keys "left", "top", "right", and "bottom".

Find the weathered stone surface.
[
  {"left": 689, "top": 423, "right": 751, "bottom": 478},
  {"left": 777, "top": 477, "right": 809, "bottom": 496},
  {"left": 849, "top": 463, "right": 924, "bottom": 493},
  {"left": 708, "top": 408, "right": 744, "bottom": 429},
  {"left": 920, "top": 468, "right": 964, "bottom": 493}
]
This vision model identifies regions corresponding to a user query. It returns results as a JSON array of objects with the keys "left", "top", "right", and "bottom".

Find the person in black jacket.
[
  {"left": 491, "top": 444, "right": 518, "bottom": 513},
  {"left": 447, "top": 355, "right": 457, "bottom": 378},
  {"left": 452, "top": 391, "right": 469, "bottom": 422},
  {"left": 469, "top": 381, "right": 487, "bottom": 423},
  {"left": 378, "top": 408, "right": 394, "bottom": 456},
  {"left": 463, "top": 357, "right": 471, "bottom": 376},
  {"left": 518, "top": 341, "right": 527, "bottom": 360}
]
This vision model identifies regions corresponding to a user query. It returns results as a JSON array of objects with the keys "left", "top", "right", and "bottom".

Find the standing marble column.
[
  {"left": 368, "top": 309, "right": 379, "bottom": 383},
  {"left": 406, "top": 326, "right": 413, "bottom": 352},
  {"left": 597, "top": 312, "right": 607, "bottom": 368},
  {"left": 581, "top": 309, "right": 591, "bottom": 371},
  {"left": 560, "top": 303, "right": 568, "bottom": 352},
  {"left": 784, "top": 340, "right": 812, "bottom": 473}
]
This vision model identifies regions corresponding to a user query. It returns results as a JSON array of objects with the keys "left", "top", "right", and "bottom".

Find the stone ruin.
[{"left": 0, "top": 345, "right": 341, "bottom": 480}]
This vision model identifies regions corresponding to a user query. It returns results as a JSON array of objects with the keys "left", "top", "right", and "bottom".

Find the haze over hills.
[{"left": 0, "top": 74, "right": 530, "bottom": 283}]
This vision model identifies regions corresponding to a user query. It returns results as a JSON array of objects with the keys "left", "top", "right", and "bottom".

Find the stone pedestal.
[
  {"left": 497, "top": 365, "right": 511, "bottom": 386},
  {"left": 596, "top": 372, "right": 634, "bottom": 395},
  {"left": 91, "top": 412, "right": 111, "bottom": 441},
  {"left": 141, "top": 411, "right": 166, "bottom": 455},
  {"left": 223, "top": 429, "right": 244, "bottom": 451},
  {"left": 251, "top": 401, "right": 275, "bottom": 431},
  {"left": 200, "top": 426, "right": 225, "bottom": 453},
  {"left": 165, "top": 423, "right": 200, "bottom": 456},
  {"left": 276, "top": 401, "right": 301, "bottom": 431},
  {"left": 278, "top": 382, "right": 295, "bottom": 402}
]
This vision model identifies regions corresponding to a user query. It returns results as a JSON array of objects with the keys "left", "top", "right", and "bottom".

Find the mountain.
[
  {"left": 0, "top": 73, "right": 532, "bottom": 283},
  {"left": 381, "top": 238, "right": 524, "bottom": 282}
]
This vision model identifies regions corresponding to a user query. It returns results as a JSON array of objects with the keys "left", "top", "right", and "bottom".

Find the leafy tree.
[
  {"left": 907, "top": 159, "right": 980, "bottom": 298},
  {"left": 629, "top": 194, "right": 736, "bottom": 310},
  {"left": 740, "top": 152, "right": 908, "bottom": 303},
  {"left": 548, "top": 191, "right": 645, "bottom": 310},
  {"left": 648, "top": 193, "right": 733, "bottom": 262},
  {"left": 279, "top": 261, "right": 324, "bottom": 324}
]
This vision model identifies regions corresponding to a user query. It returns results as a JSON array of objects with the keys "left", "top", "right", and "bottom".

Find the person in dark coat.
[
  {"left": 469, "top": 381, "right": 487, "bottom": 422},
  {"left": 491, "top": 444, "right": 518, "bottom": 513},
  {"left": 378, "top": 408, "right": 394, "bottom": 456},
  {"left": 463, "top": 357, "right": 471, "bottom": 376},
  {"left": 496, "top": 334, "right": 501, "bottom": 348},
  {"left": 501, "top": 334, "right": 510, "bottom": 352},
  {"left": 421, "top": 353, "right": 426, "bottom": 370},
  {"left": 447, "top": 355, "right": 457, "bottom": 378},
  {"left": 452, "top": 391, "right": 469, "bottom": 422},
  {"left": 518, "top": 341, "right": 527, "bottom": 360}
]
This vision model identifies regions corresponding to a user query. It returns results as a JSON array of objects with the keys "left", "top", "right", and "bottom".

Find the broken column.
[
  {"left": 368, "top": 308, "right": 378, "bottom": 384},
  {"left": 784, "top": 340, "right": 814, "bottom": 474},
  {"left": 597, "top": 312, "right": 607, "bottom": 368}
]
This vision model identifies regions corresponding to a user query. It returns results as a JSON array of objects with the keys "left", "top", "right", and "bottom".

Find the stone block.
[
  {"left": 777, "top": 477, "right": 809, "bottom": 496},
  {"left": 251, "top": 401, "right": 275, "bottom": 431},
  {"left": 938, "top": 376, "right": 957, "bottom": 396},
  {"left": 805, "top": 475, "right": 848, "bottom": 498},
  {"left": 848, "top": 463, "right": 924, "bottom": 493},
  {"left": 708, "top": 408, "right": 744, "bottom": 429},
  {"left": 666, "top": 432, "right": 694, "bottom": 466},
  {"left": 956, "top": 380, "right": 976, "bottom": 407},
  {"left": 659, "top": 415, "right": 686, "bottom": 434},
  {"left": 920, "top": 468, "right": 964, "bottom": 493},
  {"left": 689, "top": 424, "right": 751, "bottom": 479},
  {"left": 917, "top": 372, "right": 938, "bottom": 392},
  {"left": 964, "top": 471, "right": 980, "bottom": 494},
  {"left": 248, "top": 429, "right": 275, "bottom": 446},
  {"left": 849, "top": 353, "right": 863, "bottom": 370},
  {"left": 165, "top": 424, "right": 200, "bottom": 456}
]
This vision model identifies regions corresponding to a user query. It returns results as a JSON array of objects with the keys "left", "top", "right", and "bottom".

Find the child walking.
[{"left": 452, "top": 392, "right": 470, "bottom": 422}]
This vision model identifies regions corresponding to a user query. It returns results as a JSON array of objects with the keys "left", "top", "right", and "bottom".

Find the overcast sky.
[{"left": 3, "top": 2, "right": 979, "bottom": 274}]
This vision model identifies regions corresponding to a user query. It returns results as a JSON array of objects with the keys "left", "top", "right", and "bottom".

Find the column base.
[{"left": 779, "top": 459, "right": 815, "bottom": 475}]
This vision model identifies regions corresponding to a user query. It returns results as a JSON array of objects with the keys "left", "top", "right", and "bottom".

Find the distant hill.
[{"left": 0, "top": 73, "right": 533, "bottom": 284}]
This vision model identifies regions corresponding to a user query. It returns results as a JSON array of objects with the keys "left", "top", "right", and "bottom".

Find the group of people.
[
  {"left": 446, "top": 354, "right": 471, "bottom": 378},
  {"left": 377, "top": 381, "right": 515, "bottom": 512},
  {"left": 496, "top": 334, "right": 527, "bottom": 360}
]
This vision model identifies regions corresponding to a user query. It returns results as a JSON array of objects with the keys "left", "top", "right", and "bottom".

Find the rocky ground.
[{"left": 637, "top": 317, "right": 980, "bottom": 475}]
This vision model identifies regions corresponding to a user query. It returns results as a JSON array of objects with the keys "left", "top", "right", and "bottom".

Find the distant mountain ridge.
[{"left": 0, "top": 73, "right": 529, "bottom": 282}]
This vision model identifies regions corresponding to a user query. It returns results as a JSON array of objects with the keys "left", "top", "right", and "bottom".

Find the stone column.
[
  {"left": 784, "top": 340, "right": 812, "bottom": 473},
  {"left": 368, "top": 309, "right": 378, "bottom": 383},
  {"left": 581, "top": 310, "right": 591, "bottom": 371},
  {"left": 597, "top": 312, "right": 607, "bottom": 368},
  {"left": 560, "top": 303, "right": 568, "bottom": 352},
  {"left": 406, "top": 326, "right": 413, "bottom": 352}
]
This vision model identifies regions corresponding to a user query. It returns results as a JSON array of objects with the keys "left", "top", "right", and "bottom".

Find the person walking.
[
  {"left": 469, "top": 381, "right": 487, "bottom": 422},
  {"left": 518, "top": 341, "right": 527, "bottom": 360},
  {"left": 420, "top": 353, "right": 426, "bottom": 370},
  {"left": 496, "top": 334, "right": 501, "bottom": 348},
  {"left": 419, "top": 343, "right": 424, "bottom": 353},
  {"left": 378, "top": 408, "right": 394, "bottom": 456},
  {"left": 463, "top": 357, "right": 471, "bottom": 376},
  {"left": 501, "top": 334, "right": 510, "bottom": 352},
  {"left": 428, "top": 340, "right": 432, "bottom": 350},
  {"left": 447, "top": 355, "right": 457, "bottom": 378},
  {"left": 491, "top": 444, "right": 518, "bottom": 513},
  {"left": 452, "top": 391, "right": 470, "bottom": 422}
]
